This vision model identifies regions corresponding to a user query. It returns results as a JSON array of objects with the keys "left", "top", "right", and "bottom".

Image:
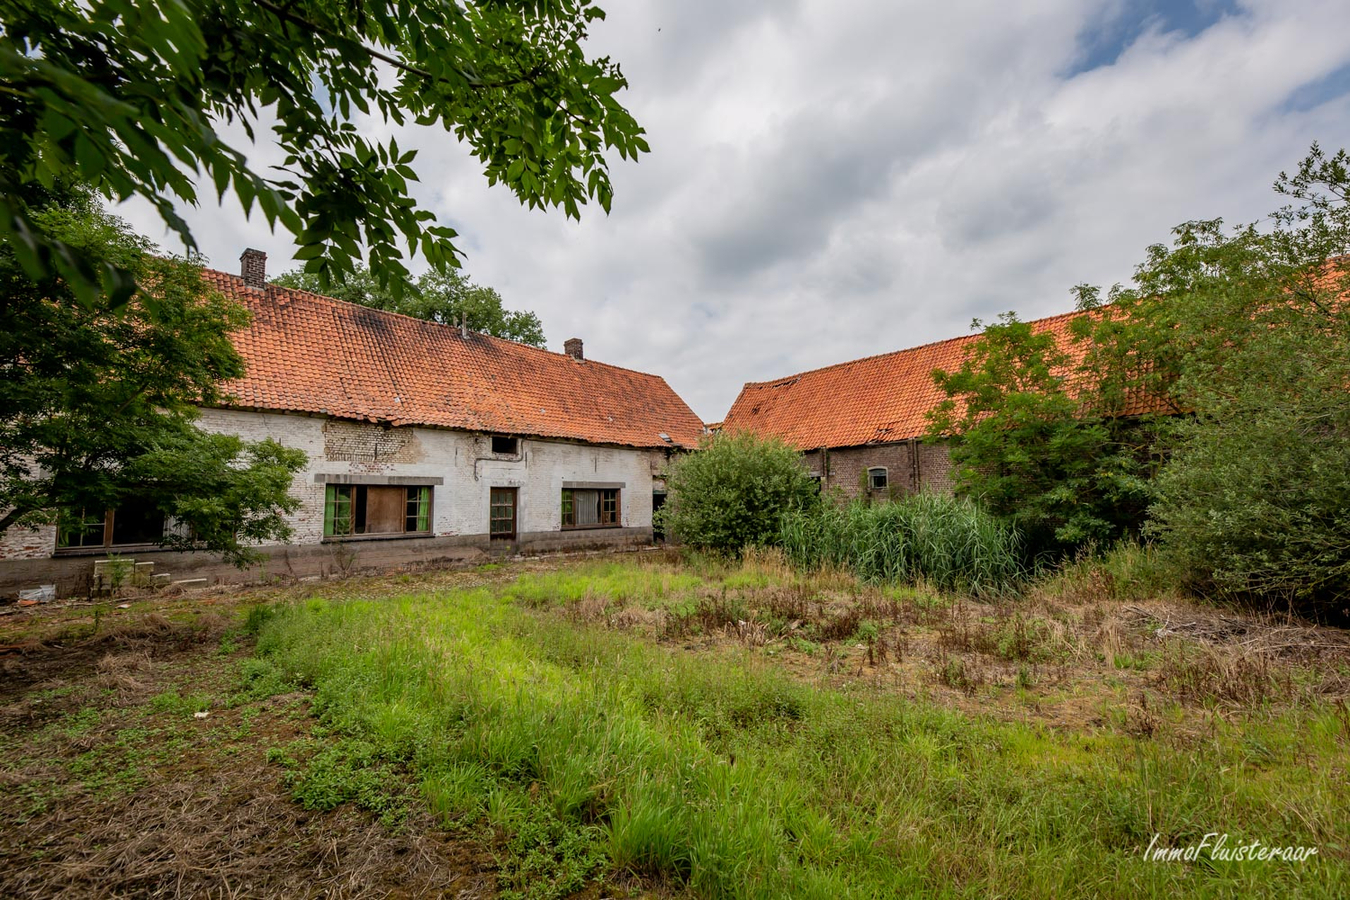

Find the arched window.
[{"left": 867, "top": 467, "right": 888, "bottom": 490}]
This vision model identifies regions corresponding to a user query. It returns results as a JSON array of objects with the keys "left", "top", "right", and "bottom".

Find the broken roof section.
[
  {"left": 204, "top": 269, "right": 706, "bottom": 449},
  {"left": 721, "top": 311, "right": 1088, "bottom": 450}
]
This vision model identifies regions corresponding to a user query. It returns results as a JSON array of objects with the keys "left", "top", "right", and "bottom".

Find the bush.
[
  {"left": 656, "top": 431, "right": 819, "bottom": 554},
  {"left": 1147, "top": 322, "right": 1350, "bottom": 617},
  {"left": 779, "top": 493, "right": 1024, "bottom": 596}
]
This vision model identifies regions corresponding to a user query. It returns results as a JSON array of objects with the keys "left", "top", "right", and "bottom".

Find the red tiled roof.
[
  {"left": 204, "top": 270, "right": 705, "bottom": 449},
  {"left": 726, "top": 260, "right": 1350, "bottom": 451},
  {"left": 721, "top": 311, "right": 1090, "bottom": 450}
]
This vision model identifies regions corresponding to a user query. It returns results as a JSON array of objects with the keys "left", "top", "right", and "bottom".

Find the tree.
[
  {"left": 273, "top": 265, "right": 546, "bottom": 347},
  {"left": 0, "top": 184, "right": 306, "bottom": 565},
  {"left": 657, "top": 431, "right": 820, "bottom": 554},
  {"left": 1104, "top": 146, "right": 1350, "bottom": 615},
  {"left": 0, "top": 0, "right": 647, "bottom": 304},
  {"left": 927, "top": 313, "right": 1154, "bottom": 558}
]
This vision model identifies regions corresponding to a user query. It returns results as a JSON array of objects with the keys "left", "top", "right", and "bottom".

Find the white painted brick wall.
[
  {"left": 197, "top": 409, "right": 668, "bottom": 543},
  {"left": 1, "top": 408, "right": 671, "bottom": 560}
]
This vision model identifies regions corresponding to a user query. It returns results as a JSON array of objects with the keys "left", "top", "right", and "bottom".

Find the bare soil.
[{"left": 0, "top": 609, "right": 497, "bottom": 899}]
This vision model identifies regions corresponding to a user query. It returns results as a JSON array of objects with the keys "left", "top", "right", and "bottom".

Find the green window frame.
[
  {"left": 324, "top": 485, "right": 355, "bottom": 537},
  {"left": 406, "top": 486, "right": 431, "bottom": 533},
  {"left": 325, "top": 484, "right": 433, "bottom": 538}
]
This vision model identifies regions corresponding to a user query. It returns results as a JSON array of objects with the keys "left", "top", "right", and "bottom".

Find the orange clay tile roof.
[
  {"left": 203, "top": 269, "right": 705, "bottom": 449},
  {"left": 721, "top": 310, "right": 1091, "bottom": 450}
]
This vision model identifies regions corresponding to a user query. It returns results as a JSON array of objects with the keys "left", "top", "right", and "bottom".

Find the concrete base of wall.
[{"left": 0, "top": 528, "right": 655, "bottom": 599}]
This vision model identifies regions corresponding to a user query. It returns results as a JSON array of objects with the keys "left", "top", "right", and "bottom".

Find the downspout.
[{"left": 909, "top": 437, "right": 921, "bottom": 493}]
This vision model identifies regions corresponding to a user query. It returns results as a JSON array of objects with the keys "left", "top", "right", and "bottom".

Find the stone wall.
[{"left": 0, "top": 527, "right": 655, "bottom": 598}]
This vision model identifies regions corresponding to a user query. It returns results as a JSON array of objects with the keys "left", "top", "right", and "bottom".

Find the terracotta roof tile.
[
  {"left": 204, "top": 270, "right": 704, "bottom": 449},
  {"left": 721, "top": 310, "right": 1091, "bottom": 449}
]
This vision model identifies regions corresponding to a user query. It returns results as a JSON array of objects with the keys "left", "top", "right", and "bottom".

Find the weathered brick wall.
[
  {"left": 804, "top": 439, "right": 954, "bottom": 502},
  {"left": 0, "top": 522, "right": 56, "bottom": 560},
  {"left": 2, "top": 407, "right": 670, "bottom": 593},
  {"left": 322, "top": 420, "right": 426, "bottom": 466},
  {"left": 2, "top": 407, "right": 665, "bottom": 570},
  {"left": 198, "top": 409, "right": 662, "bottom": 540}
]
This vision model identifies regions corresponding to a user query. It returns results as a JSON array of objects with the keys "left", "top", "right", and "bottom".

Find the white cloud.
[{"left": 113, "top": 0, "right": 1350, "bottom": 420}]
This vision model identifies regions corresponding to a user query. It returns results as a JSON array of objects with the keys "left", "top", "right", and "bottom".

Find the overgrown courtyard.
[{"left": 2, "top": 551, "right": 1347, "bottom": 898}]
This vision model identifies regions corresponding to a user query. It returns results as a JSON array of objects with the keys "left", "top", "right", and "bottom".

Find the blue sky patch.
[
  {"left": 1281, "top": 62, "right": 1350, "bottom": 113},
  {"left": 1068, "top": 0, "right": 1241, "bottom": 76}
]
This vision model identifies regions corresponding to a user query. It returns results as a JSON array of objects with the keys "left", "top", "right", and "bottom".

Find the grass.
[
  {"left": 0, "top": 602, "right": 494, "bottom": 897},
  {"left": 780, "top": 493, "right": 1024, "bottom": 596},
  {"left": 238, "top": 556, "right": 1349, "bottom": 898},
  {"left": 5, "top": 551, "right": 1347, "bottom": 897}
]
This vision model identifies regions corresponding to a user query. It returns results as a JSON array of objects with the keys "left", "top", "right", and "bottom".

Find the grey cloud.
[{"left": 107, "top": 0, "right": 1350, "bottom": 423}]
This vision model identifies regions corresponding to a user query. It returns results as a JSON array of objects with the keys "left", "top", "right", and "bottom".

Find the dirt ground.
[{"left": 0, "top": 603, "right": 497, "bottom": 899}]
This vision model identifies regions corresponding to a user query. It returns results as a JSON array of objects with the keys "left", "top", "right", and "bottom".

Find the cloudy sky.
[{"left": 117, "top": 0, "right": 1350, "bottom": 422}]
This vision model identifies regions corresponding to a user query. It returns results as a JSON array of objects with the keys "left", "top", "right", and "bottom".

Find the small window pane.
[
  {"left": 406, "top": 486, "right": 431, "bottom": 533},
  {"left": 868, "top": 468, "right": 888, "bottom": 490},
  {"left": 600, "top": 489, "right": 619, "bottom": 526},
  {"left": 325, "top": 485, "right": 354, "bottom": 536},
  {"left": 58, "top": 510, "right": 106, "bottom": 549}
]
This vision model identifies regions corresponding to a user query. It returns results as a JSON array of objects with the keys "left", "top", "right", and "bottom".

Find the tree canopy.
[
  {"left": 0, "top": 184, "right": 305, "bottom": 565},
  {"left": 273, "top": 264, "right": 546, "bottom": 347},
  {"left": 0, "top": 0, "right": 647, "bottom": 304},
  {"left": 926, "top": 313, "right": 1154, "bottom": 558},
  {"left": 931, "top": 144, "right": 1350, "bottom": 615}
]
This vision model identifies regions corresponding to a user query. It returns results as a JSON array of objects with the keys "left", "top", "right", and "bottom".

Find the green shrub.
[
  {"left": 779, "top": 493, "right": 1023, "bottom": 596},
  {"left": 656, "top": 431, "right": 819, "bottom": 554},
  {"left": 1146, "top": 320, "right": 1350, "bottom": 616}
]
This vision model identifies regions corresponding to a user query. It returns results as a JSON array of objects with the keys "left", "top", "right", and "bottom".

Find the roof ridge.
[
  {"left": 738, "top": 307, "right": 1089, "bottom": 388},
  {"left": 207, "top": 267, "right": 615, "bottom": 367}
]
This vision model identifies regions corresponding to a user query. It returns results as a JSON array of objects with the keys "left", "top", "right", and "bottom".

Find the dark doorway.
[{"left": 652, "top": 491, "right": 667, "bottom": 542}]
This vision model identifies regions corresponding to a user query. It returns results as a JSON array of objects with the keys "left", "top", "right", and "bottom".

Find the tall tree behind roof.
[{"left": 274, "top": 265, "right": 546, "bottom": 347}]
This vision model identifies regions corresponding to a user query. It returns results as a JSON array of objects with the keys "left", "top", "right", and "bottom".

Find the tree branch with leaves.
[{"left": 0, "top": 0, "right": 647, "bottom": 305}]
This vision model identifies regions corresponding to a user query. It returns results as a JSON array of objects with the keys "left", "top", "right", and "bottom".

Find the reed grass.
[{"left": 779, "top": 493, "right": 1024, "bottom": 596}]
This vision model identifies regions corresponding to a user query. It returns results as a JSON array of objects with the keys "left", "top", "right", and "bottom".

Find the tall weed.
[{"left": 780, "top": 493, "right": 1023, "bottom": 596}]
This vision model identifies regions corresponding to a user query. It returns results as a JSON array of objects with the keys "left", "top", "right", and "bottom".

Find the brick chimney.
[
  {"left": 240, "top": 248, "right": 267, "bottom": 290},
  {"left": 564, "top": 337, "right": 584, "bottom": 360}
]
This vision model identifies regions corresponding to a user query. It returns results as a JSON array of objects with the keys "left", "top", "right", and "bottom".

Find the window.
[
  {"left": 562, "top": 488, "right": 620, "bottom": 528},
  {"left": 491, "top": 435, "right": 518, "bottom": 455},
  {"left": 57, "top": 509, "right": 108, "bottom": 549},
  {"left": 56, "top": 499, "right": 168, "bottom": 551},
  {"left": 868, "top": 467, "right": 888, "bottom": 490},
  {"left": 490, "top": 487, "right": 517, "bottom": 539},
  {"left": 324, "top": 485, "right": 433, "bottom": 538}
]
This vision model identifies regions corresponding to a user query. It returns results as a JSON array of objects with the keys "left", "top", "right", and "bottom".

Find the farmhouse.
[
  {"left": 0, "top": 250, "right": 705, "bottom": 596},
  {"left": 720, "top": 311, "right": 1087, "bottom": 500}
]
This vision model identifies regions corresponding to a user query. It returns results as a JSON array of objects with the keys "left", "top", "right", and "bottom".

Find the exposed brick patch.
[{"left": 323, "top": 420, "right": 424, "bottom": 465}]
